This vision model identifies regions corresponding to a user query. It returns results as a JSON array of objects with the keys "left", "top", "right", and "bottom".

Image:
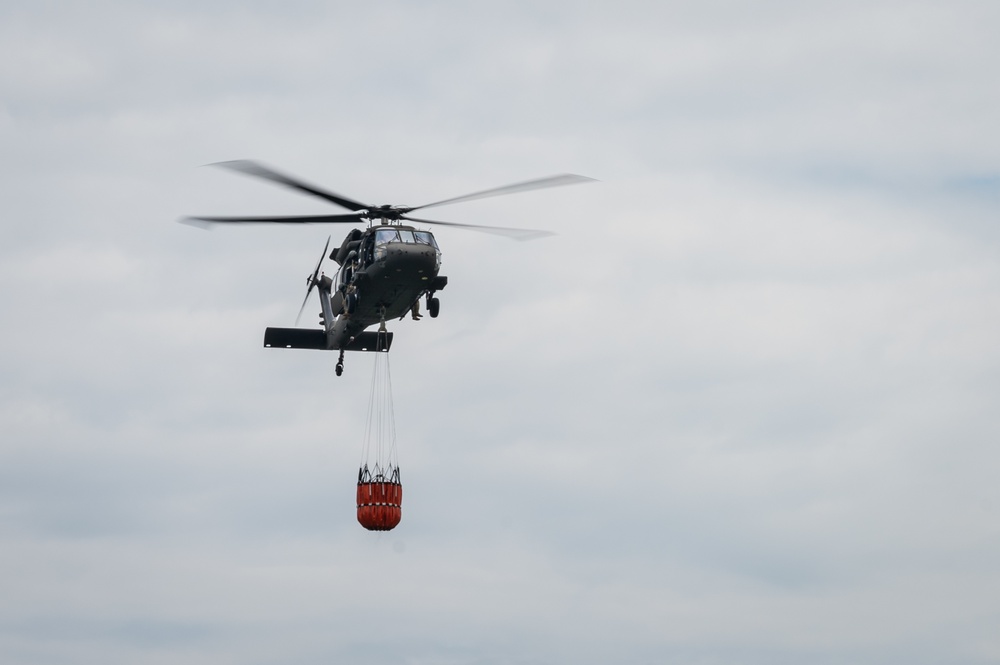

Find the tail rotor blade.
[
  {"left": 295, "top": 236, "right": 331, "bottom": 326},
  {"left": 295, "top": 287, "right": 313, "bottom": 326}
]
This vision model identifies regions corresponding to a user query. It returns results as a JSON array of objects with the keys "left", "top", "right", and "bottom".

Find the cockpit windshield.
[
  {"left": 375, "top": 228, "right": 399, "bottom": 245},
  {"left": 375, "top": 228, "right": 438, "bottom": 247}
]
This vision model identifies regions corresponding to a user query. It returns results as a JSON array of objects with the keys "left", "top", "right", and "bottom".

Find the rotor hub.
[{"left": 362, "top": 205, "right": 409, "bottom": 223}]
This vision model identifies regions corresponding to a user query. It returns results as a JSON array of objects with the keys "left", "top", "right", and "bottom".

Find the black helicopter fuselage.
[
  {"left": 326, "top": 223, "right": 446, "bottom": 338},
  {"left": 263, "top": 223, "right": 447, "bottom": 370}
]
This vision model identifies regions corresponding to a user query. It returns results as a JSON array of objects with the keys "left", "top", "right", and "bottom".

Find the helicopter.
[{"left": 183, "top": 160, "right": 593, "bottom": 376}]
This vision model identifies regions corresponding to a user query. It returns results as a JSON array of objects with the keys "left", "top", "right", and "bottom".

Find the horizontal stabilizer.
[
  {"left": 263, "top": 328, "right": 393, "bottom": 352},
  {"left": 264, "top": 327, "right": 325, "bottom": 349},
  {"left": 346, "top": 331, "right": 393, "bottom": 352}
]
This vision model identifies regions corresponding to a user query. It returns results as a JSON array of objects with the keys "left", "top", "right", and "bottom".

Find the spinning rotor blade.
[
  {"left": 405, "top": 173, "right": 595, "bottom": 213},
  {"left": 296, "top": 236, "right": 331, "bottom": 326},
  {"left": 402, "top": 215, "right": 554, "bottom": 241},
  {"left": 181, "top": 213, "right": 366, "bottom": 228},
  {"left": 211, "top": 160, "right": 370, "bottom": 211},
  {"left": 183, "top": 162, "right": 594, "bottom": 238}
]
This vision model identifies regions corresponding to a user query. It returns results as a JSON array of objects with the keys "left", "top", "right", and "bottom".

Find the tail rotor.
[{"left": 295, "top": 236, "right": 331, "bottom": 325}]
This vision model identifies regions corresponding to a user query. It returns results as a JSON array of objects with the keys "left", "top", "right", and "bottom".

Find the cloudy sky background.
[{"left": 2, "top": 1, "right": 1000, "bottom": 663}]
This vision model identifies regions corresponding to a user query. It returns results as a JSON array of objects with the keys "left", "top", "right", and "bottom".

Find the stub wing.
[{"left": 263, "top": 328, "right": 393, "bottom": 352}]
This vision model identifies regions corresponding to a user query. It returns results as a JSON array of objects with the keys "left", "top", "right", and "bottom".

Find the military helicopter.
[{"left": 184, "top": 161, "right": 592, "bottom": 375}]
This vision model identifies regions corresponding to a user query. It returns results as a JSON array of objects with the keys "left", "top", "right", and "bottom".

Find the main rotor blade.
[
  {"left": 402, "top": 215, "right": 554, "bottom": 241},
  {"left": 211, "top": 160, "right": 370, "bottom": 211},
  {"left": 406, "top": 173, "right": 595, "bottom": 213},
  {"left": 181, "top": 213, "right": 365, "bottom": 228}
]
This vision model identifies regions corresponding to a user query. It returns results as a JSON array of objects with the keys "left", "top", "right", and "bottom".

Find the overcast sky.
[{"left": 2, "top": 1, "right": 1000, "bottom": 663}]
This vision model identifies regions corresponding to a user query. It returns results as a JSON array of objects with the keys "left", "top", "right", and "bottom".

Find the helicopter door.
[{"left": 337, "top": 260, "right": 353, "bottom": 290}]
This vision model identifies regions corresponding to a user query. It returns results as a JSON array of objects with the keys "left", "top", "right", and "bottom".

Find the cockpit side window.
[{"left": 414, "top": 231, "right": 439, "bottom": 249}]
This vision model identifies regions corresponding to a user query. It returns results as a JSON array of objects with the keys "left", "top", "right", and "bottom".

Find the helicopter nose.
[{"left": 384, "top": 243, "right": 437, "bottom": 275}]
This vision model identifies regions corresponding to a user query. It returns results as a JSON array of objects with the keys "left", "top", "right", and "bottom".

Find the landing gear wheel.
[
  {"left": 336, "top": 363, "right": 344, "bottom": 376},
  {"left": 346, "top": 292, "right": 358, "bottom": 315},
  {"left": 427, "top": 296, "right": 440, "bottom": 318}
]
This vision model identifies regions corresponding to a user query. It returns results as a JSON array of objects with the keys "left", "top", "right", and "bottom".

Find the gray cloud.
[{"left": 2, "top": 1, "right": 1000, "bottom": 663}]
